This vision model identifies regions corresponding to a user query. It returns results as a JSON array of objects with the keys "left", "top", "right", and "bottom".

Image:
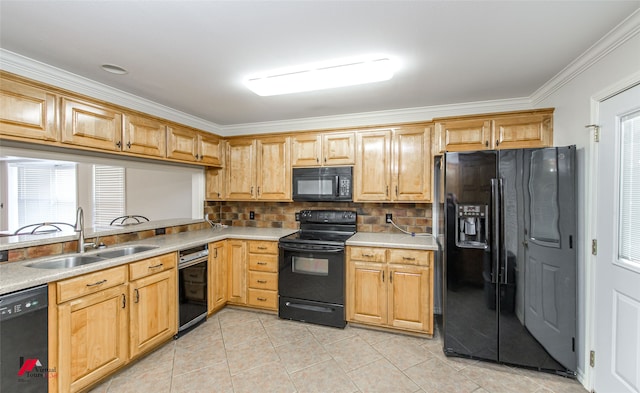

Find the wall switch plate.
[
  {"left": 249, "top": 211, "right": 255, "bottom": 220},
  {"left": 386, "top": 213, "right": 393, "bottom": 223},
  {"left": 155, "top": 228, "right": 166, "bottom": 235}
]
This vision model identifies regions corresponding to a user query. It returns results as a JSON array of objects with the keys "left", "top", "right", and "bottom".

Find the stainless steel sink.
[
  {"left": 95, "top": 245, "right": 158, "bottom": 259},
  {"left": 26, "top": 255, "right": 106, "bottom": 269},
  {"left": 26, "top": 245, "right": 159, "bottom": 269}
]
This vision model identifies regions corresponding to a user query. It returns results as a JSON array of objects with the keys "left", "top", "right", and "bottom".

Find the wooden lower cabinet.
[
  {"left": 208, "top": 241, "right": 228, "bottom": 313},
  {"left": 347, "top": 247, "right": 433, "bottom": 335},
  {"left": 56, "top": 283, "right": 128, "bottom": 393},
  {"left": 51, "top": 254, "right": 178, "bottom": 393},
  {"left": 227, "top": 240, "right": 247, "bottom": 305},
  {"left": 129, "top": 267, "right": 177, "bottom": 359},
  {"left": 246, "top": 240, "right": 278, "bottom": 310}
]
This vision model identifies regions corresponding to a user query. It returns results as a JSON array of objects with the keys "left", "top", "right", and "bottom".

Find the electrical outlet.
[
  {"left": 385, "top": 213, "right": 393, "bottom": 223},
  {"left": 295, "top": 212, "right": 300, "bottom": 221},
  {"left": 249, "top": 211, "right": 255, "bottom": 220}
]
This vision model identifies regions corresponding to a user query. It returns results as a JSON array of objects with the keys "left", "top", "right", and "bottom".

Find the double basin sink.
[{"left": 26, "top": 245, "right": 159, "bottom": 269}]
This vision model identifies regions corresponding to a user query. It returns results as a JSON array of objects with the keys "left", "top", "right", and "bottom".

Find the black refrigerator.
[{"left": 442, "top": 146, "right": 577, "bottom": 377}]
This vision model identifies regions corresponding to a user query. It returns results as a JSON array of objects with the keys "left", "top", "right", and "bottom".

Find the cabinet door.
[
  {"left": 122, "top": 113, "right": 166, "bottom": 158},
  {"left": 129, "top": 268, "right": 177, "bottom": 359},
  {"left": 225, "top": 139, "right": 255, "bottom": 200},
  {"left": 292, "top": 134, "right": 322, "bottom": 166},
  {"left": 355, "top": 130, "right": 391, "bottom": 201},
  {"left": 493, "top": 113, "right": 553, "bottom": 149},
  {"left": 435, "top": 119, "right": 491, "bottom": 152},
  {"left": 347, "top": 261, "right": 387, "bottom": 325},
  {"left": 0, "top": 77, "right": 58, "bottom": 141},
  {"left": 205, "top": 167, "right": 225, "bottom": 200},
  {"left": 57, "top": 284, "right": 128, "bottom": 393},
  {"left": 61, "top": 97, "right": 123, "bottom": 151},
  {"left": 323, "top": 132, "right": 355, "bottom": 165},
  {"left": 199, "top": 132, "right": 223, "bottom": 166},
  {"left": 209, "top": 241, "right": 227, "bottom": 313},
  {"left": 256, "top": 136, "right": 291, "bottom": 200},
  {"left": 227, "top": 240, "right": 247, "bottom": 304},
  {"left": 167, "top": 125, "right": 198, "bottom": 162},
  {"left": 394, "top": 126, "right": 432, "bottom": 202},
  {"left": 388, "top": 264, "right": 431, "bottom": 333}
]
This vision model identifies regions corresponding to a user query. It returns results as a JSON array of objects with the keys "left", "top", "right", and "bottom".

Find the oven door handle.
[
  {"left": 178, "top": 256, "right": 208, "bottom": 269},
  {"left": 279, "top": 244, "right": 344, "bottom": 253}
]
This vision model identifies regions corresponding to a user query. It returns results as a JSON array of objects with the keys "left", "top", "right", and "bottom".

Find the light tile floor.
[{"left": 89, "top": 308, "right": 586, "bottom": 393}]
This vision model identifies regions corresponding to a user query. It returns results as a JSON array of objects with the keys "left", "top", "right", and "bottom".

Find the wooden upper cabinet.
[
  {"left": 435, "top": 109, "right": 554, "bottom": 153},
  {"left": 493, "top": 112, "right": 553, "bottom": 149},
  {"left": 206, "top": 167, "right": 225, "bottom": 200},
  {"left": 256, "top": 136, "right": 291, "bottom": 200},
  {"left": 122, "top": 113, "right": 166, "bottom": 158},
  {"left": 225, "top": 136, "right": 291, "bottom": 201},
  {"left": 292, "top": 131, "right": 354, "bottom": 167},
  {"left": 167, "top": 125, "right": 198, "bottom": 162},
  {"left": 225, "top": 138, "right": 256, "bottom": 199},
  {"left": 167, "top": 125, "right": 222, "bottom": 166},
  {"left": 435, "top": 118, "right": 491, "bottom": 153},
  {"left": 393, "top": 126, "right": 432, "bottom": 202},
  {"left": 198, "top": 132, "right": 223, "bottom": 166},
  {"left": 61, "top": 97, "right": 123, "bottom": 151},
  {"left": 355, "top": 130, "right": 392, "bottom": 201},
  {"left": 0, "top": 77, "right": 58, "bottom": 141}
]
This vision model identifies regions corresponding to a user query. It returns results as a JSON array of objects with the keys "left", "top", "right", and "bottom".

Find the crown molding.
[
  {"left": 0, "top": 49, "right": 223, "bottom": 134},
  {"left": 530, "top": 8, "right": 640, "bottom": 106},
  {"left": 219, "top": 97, "right": 532, "bottom": 136}
]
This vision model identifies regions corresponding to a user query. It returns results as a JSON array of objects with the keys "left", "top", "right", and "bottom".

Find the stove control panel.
[{"left": 298, "top": 210, "right": 356, "bottom": 224}]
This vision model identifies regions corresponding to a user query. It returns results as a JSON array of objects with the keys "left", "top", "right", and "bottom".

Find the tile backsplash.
[{"left": 205, "top": 201, "right": 432, "bottom": 234}]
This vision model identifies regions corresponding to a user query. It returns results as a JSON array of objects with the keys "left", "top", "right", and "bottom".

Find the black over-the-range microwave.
[{"left": 292, "top": 166, "right": 352, "bottom": 202}]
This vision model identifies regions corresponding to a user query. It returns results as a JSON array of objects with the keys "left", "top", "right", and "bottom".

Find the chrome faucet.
[{"left": 75, "top": 207, "right": 96, "bottom": 253}]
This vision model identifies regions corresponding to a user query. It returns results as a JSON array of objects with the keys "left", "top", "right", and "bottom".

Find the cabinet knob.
[
  {"left": 126, "top": 141, "right": 131, "bottom": 149},
  {"left": 116, "top": 141, "right": 122, "bottom": 148},
  {"left": 316, "top": 158, "right": 319, "bottom": 163},
  {"left": 485, "top": 141, "right": 489, "bottom": 147}
]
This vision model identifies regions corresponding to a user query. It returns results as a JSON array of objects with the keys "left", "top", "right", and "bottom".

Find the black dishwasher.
[{"left": 0, "top": 284, "right": 50, "bottom": 393}]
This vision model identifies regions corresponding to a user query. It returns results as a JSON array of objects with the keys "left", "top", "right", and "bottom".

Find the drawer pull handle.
[
  {"left": 257, "top": 262, "right": 267, "bottom": 265},
  {"left": 362, "top": 254, "right": 374, "bottom": 258},
  {"left": 122, "top": 294, "right": 126, "bottom": 308},
  {"left": 148, "top": 263, "right": 164, "bottom": 269},
  {"left": 86, "top": 279, "right": 107, "bottom": 287},
  {"left": 134, "top": 288, "right": 140, "bottom": 303},
  {"left": 257, "top": 246, "right": 267, "bottom": 250},
  {"left": 402, "top": 257, "right": 416, "bottom": 261},
  {"left": 257, "top": 280, "right": 267, "bottom": 284},
  {"left": 257, "top": 297, "right": 267, "bottom": 301}
]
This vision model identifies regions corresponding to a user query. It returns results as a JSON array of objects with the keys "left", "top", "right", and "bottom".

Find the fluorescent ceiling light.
[{"left": 245, "top": 57, "right": 395, "bottom": 96}]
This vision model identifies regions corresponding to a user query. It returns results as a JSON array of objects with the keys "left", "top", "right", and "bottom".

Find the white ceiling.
[{"left": 1, "top": 1, "right": 639, "bottom": 132}]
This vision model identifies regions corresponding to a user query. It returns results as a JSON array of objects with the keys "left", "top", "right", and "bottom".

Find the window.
[
  {"left": 619, "top": 109, "right": 640, "bottom": 264},
  {"left": 8, "top": 160, "right": 77, "bottom": 232},
  {"left": 93, "top": 165, "right": 125, "bottom": 227}
]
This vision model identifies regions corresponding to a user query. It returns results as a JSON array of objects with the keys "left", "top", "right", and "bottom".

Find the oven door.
[{"left": 278, "top": 243, "right": 345, "bottom": 305}]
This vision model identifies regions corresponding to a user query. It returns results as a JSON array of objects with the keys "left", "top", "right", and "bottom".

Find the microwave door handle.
[{"left": 335, "top": 176, "right": 340, "bottom": 197}]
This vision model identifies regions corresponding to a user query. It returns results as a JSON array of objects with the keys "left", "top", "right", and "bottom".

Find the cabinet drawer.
[
  {"left": 349, "top": 247, "right": 387, "bottom": 263},
  {"left": 388, "top": 249, "right": 431, "bottom": 266},
  {"left": 248, "top": 271, "right": 278, "bottom": 290},
  {"left": 248, "top": 253, "right": 278, "bottom": 272},
  {"left": 248, "top": 241, "right": 278, "bottom": 254},
  {"left": 247, "top": 288, "right": 277, "bottom": 309},
  {"left": 129, "top": 253, "right": 176, "bottom": 281},
  {"left": 57, "top": 265, "right": 127, "bottom": 304}
]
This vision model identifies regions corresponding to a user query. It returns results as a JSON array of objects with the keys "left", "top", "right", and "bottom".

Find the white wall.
[
  {"left": 126, "top": 167, "right": 195, "bottom": 220},
  {"left": 533, "top": 24, "right": 640, "bottom": 383}
]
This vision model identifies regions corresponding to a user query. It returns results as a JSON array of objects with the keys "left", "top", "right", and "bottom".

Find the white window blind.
[
  {"left": 9, "top": 161, "right": 77, "bottom": 231},
  {"left": 93, "top": 165, "right": 125, "bottom": 227},
  {"left": 619, "top": 109, "right": 640, "bottom": 264}
]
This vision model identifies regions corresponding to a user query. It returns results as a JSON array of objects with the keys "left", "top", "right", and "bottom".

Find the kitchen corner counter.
[
  {"left": 0, "top": 227, "right": 296, "bottom": 296},
  {"left": 346, "top": 232, "right": 439, "bottom": 250}
]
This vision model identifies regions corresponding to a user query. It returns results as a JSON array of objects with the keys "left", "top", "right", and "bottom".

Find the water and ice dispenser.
[{"left": 455, "top": 204, "right": 489, "bottom": 248}]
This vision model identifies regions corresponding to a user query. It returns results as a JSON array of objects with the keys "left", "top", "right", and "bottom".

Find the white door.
[{"left": 594, "top": 83, "right": 640, "bottom": 392}]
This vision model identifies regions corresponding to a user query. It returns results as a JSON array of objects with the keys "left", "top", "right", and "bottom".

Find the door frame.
[{"left": 586, "top": 70, "right": 640, "bottom": 391}]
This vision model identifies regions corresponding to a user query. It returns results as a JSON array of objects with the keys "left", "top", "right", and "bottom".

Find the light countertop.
[
  {"left": 0, "top": 229, "right": 439, "bottom": 296},
  {"left": 346, "top": 232, "right": 439, "bottom": 250}
]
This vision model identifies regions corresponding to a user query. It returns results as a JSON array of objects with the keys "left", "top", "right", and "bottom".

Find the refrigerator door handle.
[
  {"left": 491, "top": 178, "right": 501, "bottom": 284},
  {"left": 497, "top": 178, "right": 508, "bottom": 285}
]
